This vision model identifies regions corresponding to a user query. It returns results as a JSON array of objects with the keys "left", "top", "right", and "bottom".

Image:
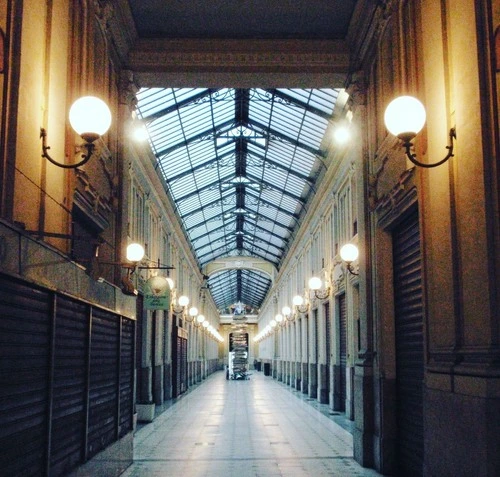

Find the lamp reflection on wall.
[
  {"left": 340, "top": 243, "right": 359, "bottom": 276},
  {"left": 384, "top": 95, "right": 456, "bottom": 168},
  {"left": 41, "top": 96, "right": 112, "bottom": 169}
]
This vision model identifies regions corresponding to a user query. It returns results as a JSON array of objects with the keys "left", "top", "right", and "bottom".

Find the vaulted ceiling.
[{"left": 125, "top": 1, "right": 359, "bottom": 312}]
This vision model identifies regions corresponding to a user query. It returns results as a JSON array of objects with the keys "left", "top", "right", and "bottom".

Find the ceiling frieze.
[{"left": 127, "top": 39, "right": 350, "bottom": 77}]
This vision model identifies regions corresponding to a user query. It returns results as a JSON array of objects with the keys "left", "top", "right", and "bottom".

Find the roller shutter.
[
  {"left": 0, "top": 277, "right": 51, "bottom": 476},
  {"left": 339, "top": 294, "right": 347, "bottom": 412},
  {"left": 393, "top": 211, "right": 424, "bottom": 476},
  {"left": 50, "top": 296, "right": 88, "bottom": 475}
]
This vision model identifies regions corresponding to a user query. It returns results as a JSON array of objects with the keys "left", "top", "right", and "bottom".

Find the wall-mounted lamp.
[
  {"left": 384, "top": 95, "right": 456, "bottom": 168},
  {"left": 185, "top": 306, "right": 198, "bottom": 323},
  {"left": 340, "top": 243, "right": 359, "bottom": 276},
  {"left": 121, "top": 243, "right": 145, "bottom": 295},
  {"left": 293, "top": 294, "right": 309, "bottom": 315},
  {"left": 195, "top": 314, "right": 206, "bottom": 327},
  {"left": 275, "top": 313, "right": 284, "bottom": 327},
  {"left": 41, "top": 96, "right": 112, "bottom": 169},
  {"left": 172, "top": 294, "right": 190, "bottom": 315},
  {"left": 282, "top": 306, "right": 293, "bottom": 322},
  {"left": 308, "top": 276, "right": 330, "bottom": 300}
]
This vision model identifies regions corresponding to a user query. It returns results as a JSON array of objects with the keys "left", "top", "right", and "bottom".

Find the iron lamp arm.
[
  {"left": 40, "top": 127, "right": 95, "bottom": 169},
  {"left": 402, "top": 127, "right": 456, "bottom": 168}
]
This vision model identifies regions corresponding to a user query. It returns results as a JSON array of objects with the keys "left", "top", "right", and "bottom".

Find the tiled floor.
[{"left": 121, "top": 371, "right": 381, "bottom": 477}]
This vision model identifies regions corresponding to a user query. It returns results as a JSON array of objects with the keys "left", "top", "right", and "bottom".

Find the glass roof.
[{"left": 135, "top": 88, "right": 340, "bottom": 312}]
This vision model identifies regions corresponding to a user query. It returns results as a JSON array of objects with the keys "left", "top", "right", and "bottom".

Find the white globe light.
[
  {"left": 178, "top": 295, "right": 189, "bottom": 307},
  {"left": 126, "top": 243, "right": 145, "bottom": 262},
  {"left": 282, "top": 306, "right": 291, "bottom": 316},
  {"left": 270, "top": 319, "right": 277, "bottom": 328},
  {"left": 133, "top": 123, "right": 149, "bottom": 142},
  {"left": 334, "top": 126, "right": 350, "bottom": 144},
  {"left": 147, "top": 276, "right": 169, "bottom": 294},
  {"left": 189, "top": 306, "right": 198, "bottom": 317},
  {"left": 384, "top": 96, "right": 426, "bottom": 139},
  {"left": 308, "top": 276, "right": 322, "bottom": 290},
  {"left": 69, "top": 96, "right": 112, "bottom": 141},
  {"left": 197, "top": 314, "right": 205, "bottom": 324},
  {"left": 202, "top": 320, "right": 209, "bottom": 328},
  {"left": 293, "top": 295, "right": 304, "bottom": 306},
  {"left": 340, "top": 243, "right": 359, "bottom": 263},
  {"left": 275, "top": 314, "right": 283, "bottom": 323}
]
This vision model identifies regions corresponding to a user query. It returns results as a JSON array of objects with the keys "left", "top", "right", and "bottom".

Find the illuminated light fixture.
[
  {"left": 333, "top": 125, "right": 350, "bottom": 145},
  {"left": 132, "top": 121, "right": 148, "bottom": 142},
  {"left": 293, "top": 294, "right": 309, "bottom": 314},
  {"left": 120, "top": 242, "right": 145, "bottom": 296},
  {"left": 41, "top": 96, "right": 112, "bottom": 169},
  {"left": 172, "top": 294, "right": 189, "bottom": 314},
  {"left": 384, "top": 95, "right": 456, "bottom": 168},
  {"left": 126, "top": 243, "right": 145, "bottom": 263},
  {"left": 309, "top": 276, "right": 330, "bottom": 300},
  {"left": 275, "top": 313, "right": 284, "bottom": 327},
  {"left": 186, "top": 306, "right": 198, "bottom": 323},
  {"left": 340, "top": 243, "right": 359, "bottom": 276},
  {"left": 270, "top": 319, "right": 277, "bottom": 328},
  {"left": 282, "top": 306, "right": 292, "bottom": 322},
  {"left": 202, "top": 320, "right": 210, "bottom": 330},
  {"left": 195, "top": 314, "right": 206, "bottom": 327}
]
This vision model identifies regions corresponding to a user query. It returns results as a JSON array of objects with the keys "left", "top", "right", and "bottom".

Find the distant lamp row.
[
  {"left": 254, "top": 243, "right": 359, "bottom": 337},
  {"left": 171, "top": 294, "right": 223, "bottom": 342}
]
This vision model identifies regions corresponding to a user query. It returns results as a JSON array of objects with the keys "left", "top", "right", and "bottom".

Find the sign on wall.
[{"left": 144, "top": 276, "right": 171, "bottom": 310}]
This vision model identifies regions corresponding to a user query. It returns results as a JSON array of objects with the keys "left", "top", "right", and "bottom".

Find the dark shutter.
[
  {"left": 50, "top": 296, "right": 88, "bottom": 475},
  {"left": 393, "top": 210, "right": 424, "bottom": 476},
  {"left": 87, "top": 308, "right": 119, "bottom": 459},
  {"left": 324, "top": 303, "right": 331, "bottom": 397},
  {"left": 313, "top": 309, "right": 318, "bottom": 363},
  {"left": 339, "top": 294, "right": 347, "bottom": 412},
  {"left": 0, "top": 274, "right": 135, "bottom": 476},
  {"left": 0, "top": 277, "right": 51, "bottom": 476},
  {"left": 325, "top": 303, "right": 331, "bottom": 366},
  {"left": 172, "top": 326, "right": 188, "bottom": 398},
  {"left": 119, "top": 317, "right": 135, "bottom": 437}
]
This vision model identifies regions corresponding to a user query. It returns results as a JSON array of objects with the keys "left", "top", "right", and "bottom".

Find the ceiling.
[
  {"left": 127, "top": 1, "right": 357, "bottom": 313},
  {"left": 127, "top": 1, "right": 357, "bottom": 40}
]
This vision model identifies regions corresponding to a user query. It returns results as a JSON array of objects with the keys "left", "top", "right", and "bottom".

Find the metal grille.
[{"left": 393, "top": 211, "right": 424, "bottom": 477}]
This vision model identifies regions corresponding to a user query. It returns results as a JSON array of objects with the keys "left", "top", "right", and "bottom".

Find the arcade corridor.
[{"left": 121, "top": 372, "right": 381, "bottom": 477}]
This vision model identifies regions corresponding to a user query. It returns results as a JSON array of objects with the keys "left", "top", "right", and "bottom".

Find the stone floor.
[{"left": 121, "top": 371, "right": 382, "bottom": 477}]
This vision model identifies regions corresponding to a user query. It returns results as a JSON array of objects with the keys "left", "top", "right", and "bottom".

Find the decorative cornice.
[{"left": 128, "top": 39, "right": 350, "bottom": 74}]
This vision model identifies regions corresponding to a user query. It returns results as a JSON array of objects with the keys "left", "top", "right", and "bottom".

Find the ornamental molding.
[{"left": 128, "top": 39, "right": 350, "bottom": 73}]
